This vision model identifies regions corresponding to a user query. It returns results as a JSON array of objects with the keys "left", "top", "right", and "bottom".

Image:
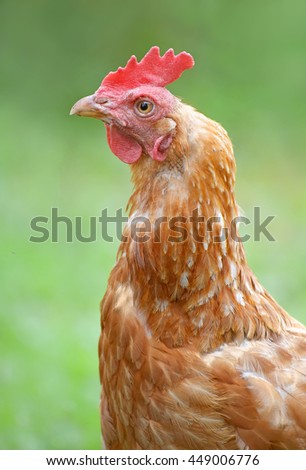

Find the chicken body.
[
  {"left": 71, "top": 48, "right": 306, "bottom": 449},
  {"left": 99, "top": 105, "right": 306, "bottom": 449}
]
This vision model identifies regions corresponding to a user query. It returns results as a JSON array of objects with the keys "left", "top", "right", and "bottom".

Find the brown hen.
[{"left": 71, "top": 47, "right": 306, "bottom": 449}]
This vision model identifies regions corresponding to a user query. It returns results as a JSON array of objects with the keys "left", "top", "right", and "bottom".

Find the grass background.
[{"left": 1, "top": 0, "right": 306, "bottom": 449}]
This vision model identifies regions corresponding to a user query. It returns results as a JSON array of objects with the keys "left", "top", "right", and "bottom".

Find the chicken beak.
[{"left": 70, "top": 94, "right": 108, "bottom": 119}]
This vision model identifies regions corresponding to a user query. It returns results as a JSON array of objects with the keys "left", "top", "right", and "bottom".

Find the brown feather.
[{"left": 99, "top": 102, "right": 306, "bottom": 449}]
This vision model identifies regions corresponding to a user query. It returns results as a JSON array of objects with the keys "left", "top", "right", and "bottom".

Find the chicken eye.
[{"left": 135, "top": 100, "right": 154, "bottom": 116}]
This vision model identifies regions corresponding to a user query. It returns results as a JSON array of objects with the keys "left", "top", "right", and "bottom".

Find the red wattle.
[{"left": 106, "top": 125, "right": 142, "bottom": 164}]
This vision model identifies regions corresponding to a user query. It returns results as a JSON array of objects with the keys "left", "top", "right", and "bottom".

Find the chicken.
[{"left": 70, "top": 47, "right": 306, "bottom": 450}]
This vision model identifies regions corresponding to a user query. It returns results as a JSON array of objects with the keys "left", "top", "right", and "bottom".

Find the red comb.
[{"left": 98, "top": 47, "right": 194, "bottom": 94}]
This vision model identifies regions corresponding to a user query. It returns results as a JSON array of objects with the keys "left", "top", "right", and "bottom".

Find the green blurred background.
[{"left": 1, "top": 0, "right": 306, "bottom": 449}]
